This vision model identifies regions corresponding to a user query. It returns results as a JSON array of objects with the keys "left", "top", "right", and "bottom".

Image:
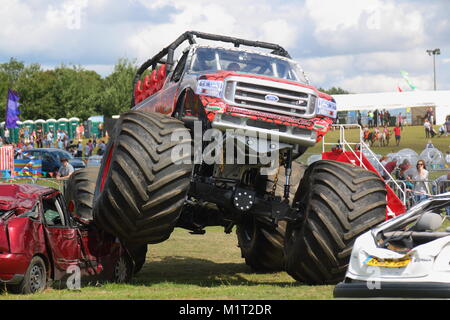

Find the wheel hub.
[
  {"left": 114, "top": 257, "right": 128, "bottom": 283},
  {"left": 30, "top": 265, "right": 44, "bottom": 293}
]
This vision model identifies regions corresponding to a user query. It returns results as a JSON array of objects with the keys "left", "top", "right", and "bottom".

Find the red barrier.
[{"left": 322, "top": 150, "right": 406, "bottom": 219}]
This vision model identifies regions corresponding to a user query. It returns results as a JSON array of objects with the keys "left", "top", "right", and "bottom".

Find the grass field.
[
  {"left": 0, "top": 227, "right": 334, "bottom": 300},
  {"left": 1, "top": 125, "right": 449, "bottom": 300}
]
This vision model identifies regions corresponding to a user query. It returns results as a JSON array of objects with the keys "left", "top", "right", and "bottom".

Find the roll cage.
[{"left": 131, "top": 31, "right": 291, "bottom": 107}]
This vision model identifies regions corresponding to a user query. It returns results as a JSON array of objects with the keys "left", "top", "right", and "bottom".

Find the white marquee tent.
[{"left": 332, "top": 90, "right": 450, "bottom": 124}]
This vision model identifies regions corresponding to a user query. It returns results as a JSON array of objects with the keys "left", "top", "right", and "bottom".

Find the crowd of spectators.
[
  {"left": 379, "top": 154, "right": 450, "bottom": 214},
  {"left": 0, "top": 126, "right": 107, "bottom": 161}
]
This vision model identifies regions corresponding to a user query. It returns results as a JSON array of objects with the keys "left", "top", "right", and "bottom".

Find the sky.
[{"left": 1, "top": 0, "right": 449, "bottom": 93}]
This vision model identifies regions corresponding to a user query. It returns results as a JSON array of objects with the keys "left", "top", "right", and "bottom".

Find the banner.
[
  {"left": 0, "top": 145, "right": 15, "bottom": 178},
  {"left": 5, "top": 89, "right": 21, "bottom": 129}
]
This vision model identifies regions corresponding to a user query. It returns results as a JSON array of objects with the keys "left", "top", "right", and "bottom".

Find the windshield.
[{"left": 190, "top": 47, "right": 307, "bottom": 83}]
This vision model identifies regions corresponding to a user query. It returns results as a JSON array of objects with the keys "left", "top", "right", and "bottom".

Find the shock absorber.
[{"left": 284, "top": 148, "right": 293, "bottom": 200}]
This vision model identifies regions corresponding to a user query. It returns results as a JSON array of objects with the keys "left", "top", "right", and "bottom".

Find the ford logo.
[{"left": 265, "top": 94, "right": 279, "bottom": 102}]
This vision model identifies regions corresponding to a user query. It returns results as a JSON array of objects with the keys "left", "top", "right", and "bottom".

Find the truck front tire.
[
  {"left": 93, "top": 111, "right": 193, "bottom": 245},
  {"left": 284, "top": 160, "right": 386, "bottom": 284}
]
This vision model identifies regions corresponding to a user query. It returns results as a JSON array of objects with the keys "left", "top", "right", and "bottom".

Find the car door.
[{"left": 41, "top": 193, "right": 81, "bottom": 279}]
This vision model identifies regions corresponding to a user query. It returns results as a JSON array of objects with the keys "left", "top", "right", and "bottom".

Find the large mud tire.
[
  {"left": 93, "top": 111, "right": 193, "bottom": 245},
  {"left": 236, "top": 217, "right": 285, "bottom": 272},
  {"left": 284, "top": 160, "right": 387, "bottom": 284},
  {"left": 65, "top": 167, "right": 100, "bottom": 224},
  {"left": 126, "top": 243, "right": 148, "bottom": 274},
  {"left": 236, "top": 161, "right": 305, "bottom": 272}
]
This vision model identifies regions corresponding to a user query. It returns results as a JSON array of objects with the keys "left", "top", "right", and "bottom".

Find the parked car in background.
[
  {"left": 22, "top": 148, "right": 85, "bottom": 176},
  {"left": 86, "top": 155, "right": 103, "bottom": 167},
  {"left": 0, "top": 184, "right": 133, "bottom": 294}
]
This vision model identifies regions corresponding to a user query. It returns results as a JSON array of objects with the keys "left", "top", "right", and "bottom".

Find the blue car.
[{"left": 23, "top": 148, "right": 85, "bottom": 176}]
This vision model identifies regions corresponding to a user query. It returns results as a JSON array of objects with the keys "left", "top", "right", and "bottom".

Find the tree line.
[
  {"left": 0, "top": 57, "right": 137, "bottom": 122},
  {"left": 1, "top": 57, "right": 350, "bottom": 122}
]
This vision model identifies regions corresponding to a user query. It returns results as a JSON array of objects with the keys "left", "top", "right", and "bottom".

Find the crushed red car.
[{"left": 0, "top": 184, "right": 133, "bottom": 294}]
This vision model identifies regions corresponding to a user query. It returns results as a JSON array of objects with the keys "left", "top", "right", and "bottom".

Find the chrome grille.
[{"left": 224, "top": 76, "right": 317, "bottom": 118}]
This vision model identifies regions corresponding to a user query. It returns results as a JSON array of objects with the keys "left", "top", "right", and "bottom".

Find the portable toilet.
[
  {"left": 23, "top": 120, "right": 35, "bottom": 133},
  {"left": 69, "top": 117, "right": 80, "bottom": 139},
  {"left": 87, "top": 115, "right": 104, "bottom": 138},
  {"left": 57, "top": 118, "right": 69, "bottom": 134},
  {"left": 46, "top": 119, "right": 57, "bottom": 134},
  {"left": 12, "top": 120, "right": 23, "bottom": 143},
  {"left": 0, "top": 121, "right": 4, "bottom": 139},
  {"left": 35, "top": 119, "right": 45, "bottom": 135}
]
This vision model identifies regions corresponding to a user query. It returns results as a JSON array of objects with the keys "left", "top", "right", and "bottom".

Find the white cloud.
[
  {"left": 0, "top": 0, "right": 448, "bottom": 92},
  {"left": 126, "top": 0, "right": 303, "bottom": 62}
]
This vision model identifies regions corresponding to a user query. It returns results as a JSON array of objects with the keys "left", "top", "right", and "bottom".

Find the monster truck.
[{"left": 93, "top": 31, "right": 387, "bottom": 284}]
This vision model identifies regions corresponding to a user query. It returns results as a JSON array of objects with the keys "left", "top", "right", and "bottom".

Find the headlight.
[
  {"left": 316, "top": 98, "right": 337, "bottom": 118},
  {"left": 195, "top": 80, "right": 224, "bottom": 98},
  {"left": 308, "top": 95, "right": 317, "bottom": 114}
]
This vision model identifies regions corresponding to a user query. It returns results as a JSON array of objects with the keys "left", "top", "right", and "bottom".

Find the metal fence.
[{"left": 387, "top": 178, "right": 450, "bottom": 210}]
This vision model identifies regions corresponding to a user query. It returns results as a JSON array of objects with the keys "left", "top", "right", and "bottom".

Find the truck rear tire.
[
  {"left": 65, "top": 166, "right": 149, "bottom": 274},
  {"left": 236, "top": 216, "right": 285, "bottom": 272},
  {"left": 236, "top": 162, "right": 304, "bottom": 272},
  {"left": 93, "top": 111, "right": 193, "bottom": 245},
  {"left": 65, "top": 167, "right": 99, "bottom": 224},
  {"left": 284, "top": 160, "right": 386, "bottom": 284}
]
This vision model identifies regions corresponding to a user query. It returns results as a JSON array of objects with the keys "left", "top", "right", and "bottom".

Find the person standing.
[
  {"left": 76, "top": 140, "right": 83, "bottom": 158},
  {"left": 368, "top": 111, "right": 373, "bottom": 128},
  {"left": 374, "top": 109, "right": 378, "bottom": 127},
  {"left": 97, "top": 140, "right": 106, "bottom": 155},
  {"left": 445, "top": 116, "right": 450, "bottom": 137},
  {"left": 385, "top": 110, "right": 390, "bottom": 126},
  {"left": 424, "top": 120, "right": 431, "bottom": 138},
  {"left": 407, "top": 160, "right": 430, "bottom": 203},
  {"left": 357, "top": 110, "right": 362, "bottom": 127},
  {"left": 397, "top": 112, "right": 403, "bottom": 129},
  {"left": 46, "top": 130, "right": 53, "bottom": 148},
  {"left": 4, "top": 128, "right": 10, "bottom": 144},
  {"left": 393, "top": 124, "right": 401, "bottom": 146}
]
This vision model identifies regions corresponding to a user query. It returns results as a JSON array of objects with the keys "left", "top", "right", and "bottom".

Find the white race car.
[{"left": 334, "top": 193, "right": 450, "bottom": 299}]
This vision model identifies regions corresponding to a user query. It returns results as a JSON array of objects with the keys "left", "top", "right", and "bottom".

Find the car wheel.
[
  {"left": 12, "top": 256, "right": 47, "bottom": 294},
  {"left": 112, "top": 254, "right": 132, "bottom": 283}
]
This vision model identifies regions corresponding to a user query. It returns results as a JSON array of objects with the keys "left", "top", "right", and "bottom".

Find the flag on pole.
[
  {"left": 5, "top": 89, "right": 21, "bottom": 129},
  {"left": 400, "top": 71, "right": 417, "bottom": 91}
]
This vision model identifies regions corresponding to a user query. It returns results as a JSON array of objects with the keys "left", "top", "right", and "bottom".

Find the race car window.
[{"left": 42, "top": 197, "right": 66, "bottom": 227}]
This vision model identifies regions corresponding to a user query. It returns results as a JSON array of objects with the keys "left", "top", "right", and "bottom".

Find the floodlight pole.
[{"left": 426, "top": 48, "right": 440, "bottom": 90}]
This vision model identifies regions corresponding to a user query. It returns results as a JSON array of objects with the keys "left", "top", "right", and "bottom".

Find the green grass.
[{"left": 0, "top": 227, "right": 334, "bottom": 300}]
